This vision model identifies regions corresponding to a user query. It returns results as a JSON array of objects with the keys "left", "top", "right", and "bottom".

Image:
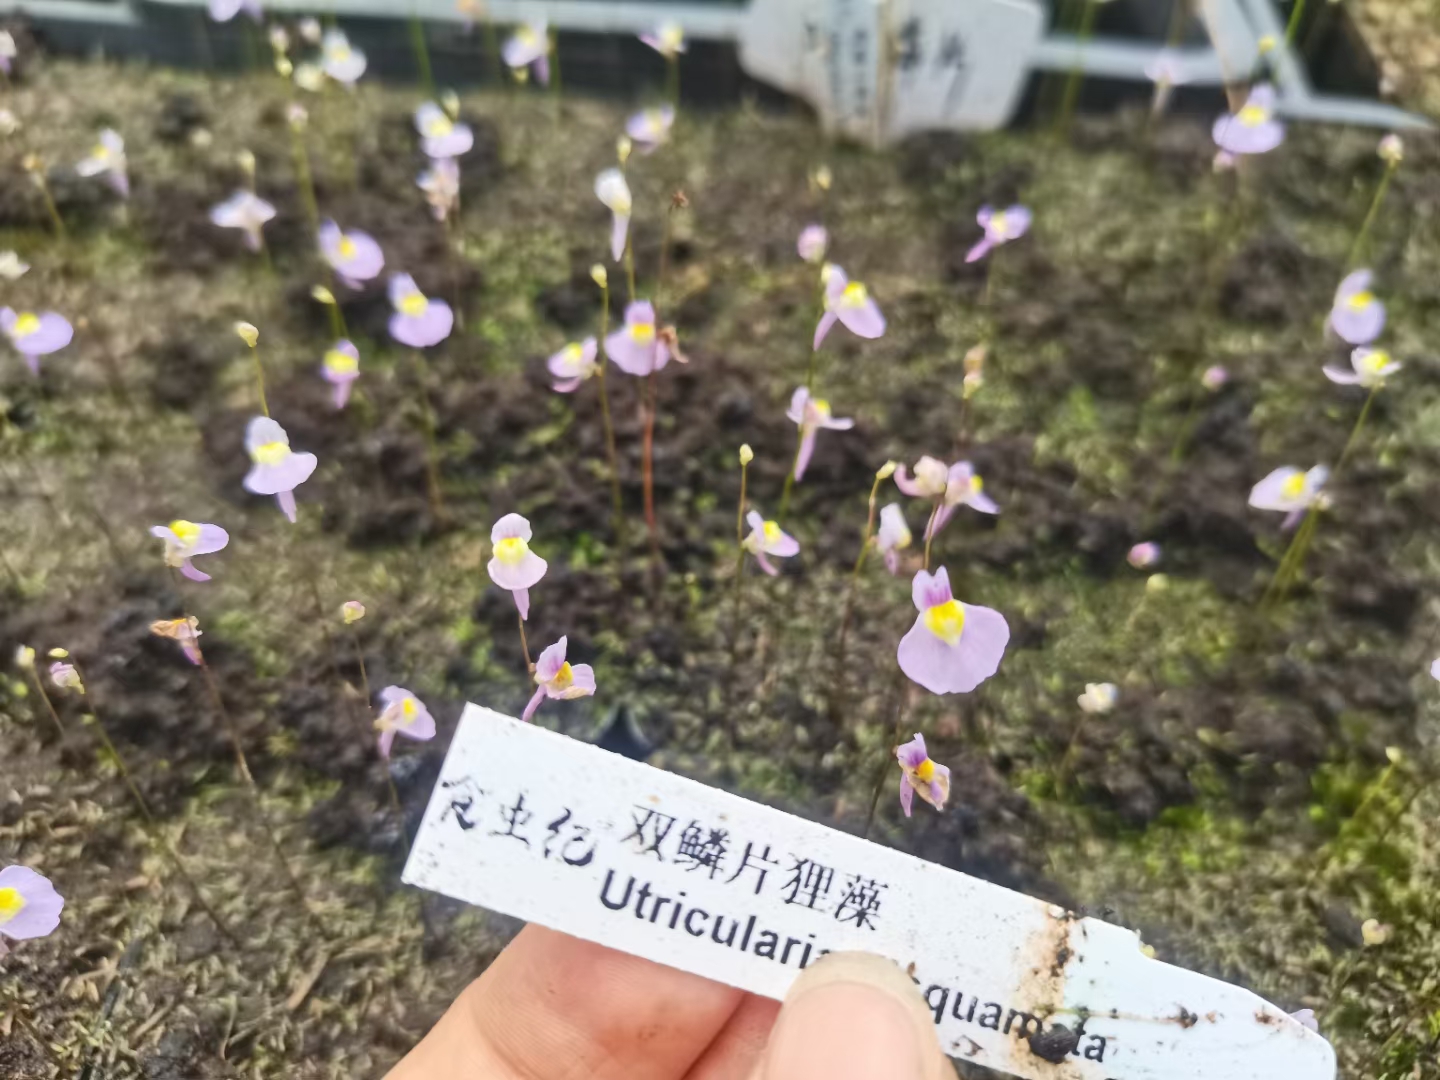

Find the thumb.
[{"left": 752, "top": 952, "right": 955, "bottom": 1080}]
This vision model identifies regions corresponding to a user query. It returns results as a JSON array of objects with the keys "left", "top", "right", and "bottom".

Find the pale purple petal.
[
  {"left": 0, "top": 866, "right": 63, "bottom": 940},
  {"left": 911, "top": 567, "right": 953, "bottom": 612},
  {"left": 897, "top": 602, "right": 1009, "bottom": 695},
  {"left": 746, "top": 510, "right": 764, "bottom": 534},
  {"left": 898, "top": 774, "right": 914, "bottom": 817},
  {"left": 1212, "top": 113, "right": 1285, "bottom": 155},
  {"left": 535, "top": 637, "right": 568, "bottom": 682},
  {"left": 377, "top": 726, "right": 397, "bottom": 758},
  {"left": 766, "top": 529, "right": 800, "bottom": 558},
  {"left": 812, "top": 310, "right": 838, "bottom": 350},
  {"left": 965, "top": 237, "right": 995, "bottom": 263},
  {"left": 11, "top": 313, "right": 73, "bottom": 356},
  {"left": 836, "top": 298, "right": 885, "bottom": 340},
  {"left": 1329, "top": 302, "right": 1385, "bottom": 346},
  {"left": 244, "top": 452, "right": 318, "bottom": 496},
  {"left": 1249, "top": 467, "right": 1304, "bottom": 512},
  {"left": 180, "top": 559, "right": 210, "bottom": 582},
  {"left": 491, "top": 513, "right": 531, "bottom": 543},
  {"left": 884, "top": 548, "right": 899, "bottom": 574},
  {"left": 552, "top": 376, "right": 582, "bottom": 393},
  {"left": 754, "top": 550, "right": 777, "bottom": 576},
  {"left": 512, "top": 587, "right": 530, "bottom": 620},
  {"left": 786, "top": 386, "right": 809, "bottom": 425},
  {"left": 896, "top": 733, "right": 928, "bottom": 769},
  {"left": 926, "top": 503, "right": 957, "bottom": 540},
  {"left": 522, "top": 687, "right": 546, "bottom": 723},
  {"left": 277, "top": 489, "right": 298, "bottom": 522},
  {"left": 488, "top": 552, "right": 547, "bottom": 591},
  {"left": 562, "top": 663, "right": 596, "bottom": 697},
  {"left": 609, "top": 212, "right": 630, "bottom": 262},
  {"left": 969, "top": 491, "right": 999, "bottom": 515},
  {"left": 998, "top": 206, "right": 1031, "bottom": 240},
  {"left": 793, "top": 428, "right": 816, "bottom": 483},
  {"left": 892, "top": 465, "right": 925, "bottom": 497},
  {"left": 1323, "top": 365, "right": 1363, "bottom": 385}
]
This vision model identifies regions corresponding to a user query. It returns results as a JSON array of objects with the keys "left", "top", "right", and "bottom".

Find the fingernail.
[{"left": 762, "top": 953, "right": 942, "bottom": 1080}]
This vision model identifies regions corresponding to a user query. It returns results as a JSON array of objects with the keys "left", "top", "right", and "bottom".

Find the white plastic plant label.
[{"left": 404, "top": 706, "right": 1336, "bottom": 1080}]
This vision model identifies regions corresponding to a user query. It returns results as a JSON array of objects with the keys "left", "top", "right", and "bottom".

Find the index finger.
[{"left": 386, "top": 924, "right": 753, "bottom": 1080}]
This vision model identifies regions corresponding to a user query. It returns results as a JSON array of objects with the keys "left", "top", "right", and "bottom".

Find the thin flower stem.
[
  {"left": 596, "top": 284, "right": 624, "bottom": 543},
  {"left": 778, "top": 427, "right": 803, "bottom": 522},
  {"left": 408, "top": 4, "right": 435, "bottom": 96},
  {"left": 725, "top": 457, "right": 750, "bottom": 714},
  {"left": 289, "top": 122, "right": 321, "bottom": 241},
  {"left": 251, "top": 345, "right": 269, "bottom": 417},
  {"left": 624, "top": 235, "right": 636, "bottom": 305},
  {"left": 481, "top": 18, "right": 502, "bottom": 84},
  {"left": 642, "top": 371, "right": 660, "bottom": 567},
  {"left": 549, "top": 28, "right": 563, "bottom": 117},
  {"left": 1307, "top": 755, "right": 1399, "bottom": 887},
  {"left": 1054, "top": 0, "right": 1098, "bottom": 138},
  {"left": 324, "top": 294, "right": 345, "bottom": 340},
  {"left": 349, "top": 627, "right": 372, "bottom": 705},
  {"left": 410, "top": 350, "right": 446, "bottom": 521},
  {"left": 517, "top": 611, "right": 533, "bottom": 673},
  {"left": 1336, "top": 384, "right": 1379, "bottom": 475},
  {"left": 1284, "top": 0, "right": 1309, "bottom": 44},
  {"left": 347, "top": 625, "right": 403, "bottom": 823},
  {"left": 37, "top": 175, "right": 65, "bottom": 238},
  {"left": 862, "top": 671, "right": 911, "bottom": 839},
  {"left": 665, "top": 54, "right": 679, "bottom": 110},
  {"left": 658, "top": 205, "right": 675, "bottom": 314},
  {"left": 27, "top": 669, "right": 69, "bottom": 741},
  {"left": 923, "top": 503, "right": 939, "bottom": 570},
  {"left": 1054, "top": 714, "right": 1088, "bottom": 794},
  {"left": 835, "top": 472, "right": 886, "bottom": 665},
  {"left": 1347, "top": 165, "right": 1396, "bottom": 269}
]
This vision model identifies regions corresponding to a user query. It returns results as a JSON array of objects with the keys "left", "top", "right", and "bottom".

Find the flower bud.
[
  {"left": 47, "top": 647, "right": 68, "bottom": 659},
  {"left": 739, "top": 444, "right": 754, "bottom": 466},
  {"left": 441, "top": 89, "right": 460, "bottom": 119},
  {"left": 49, "top": 661, "right": 83, "bottom": 695},
  {"left": 875, "top": 460, "right": 897, "bottom": 480},
  {"left": 811, "top": 164, "right": 832, "bottom": 192},
  {"left": 286, "top": 101, "right": 309, "bottom": 129},
  {"left": 1145, "top": 573, "right": 1170, "bottom": 594},
  {"left": 963, "top": 343, "right": 987, "bottom": 376},
  {"left": 962, "top": 371, "right": 984, "bottom": 399},
  {"left": 268, "top": 25, "right": 289, "bottom": 53},
  {"left": 21, "top": 152, "right": 40, "bottom": 173},
  {"left": 298, "top": 16, "right": 321, "bottom": 43},
  {"left": 590, "top": 264, "right": 608, "bottom": 289},
  {"left": 341, "top": 600, "right": 366, "bottom": 624},
  {"left": 1361, "top": 919, "right": 1392, "bottom": 947},
  {"left": 1378, "top": 133, "right": 1404, "bottom": 166},
  {"left": 1200, "top": 365, "right": 1228, "bottom": 391},
  {"left": 1385, "top": 746, "right": 1403, "bottom": 764},
  {"left": 274, "top": 56, "right": 294, "bottom": 78},
  {"left": 616, "top": 134, "right": 633, "bottom": 166},
  {"left": 14, "top": 645, "right": 35, "bottom": 669},
  {"left": 234, "top": 322, "right": 259, "bottom": 348},
  {"left": 311, "top": 285, "right": 336, "bottom": 305},
  {"left": 237, "top": 149, "right": 256, "bottom": 176},
  {"left": 1257, "top": 34, "right": 1277, "bottom": 55}
]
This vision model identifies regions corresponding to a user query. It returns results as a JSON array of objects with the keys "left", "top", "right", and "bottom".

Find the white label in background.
[{"left": 405, "top": 706, "right": 1335, "bottom": 1080}]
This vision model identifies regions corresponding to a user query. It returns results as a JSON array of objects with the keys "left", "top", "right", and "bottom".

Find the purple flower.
[
  {"left": 0, "top": 32, "right": 15, "bottom": 75},
  {"left": 965, "top": 205, "right": 1032, "bottom": 263},
  {"left": 75, "top": 129, "right": 128, "bottom": 198},
  {"left": 742, "top": 510, "right": 799, "bottom": 576},
  {"left": 548, "top": 337, "right": 599, "bottom": 393},
  {"left": 319, "top": 220, "right": 384, "bottom": 288},
  {"left": 927, "top": 461, "right": 998, "bottom": 539},
  {"left": 207, "top": 0, "right": 260, "bottom": 22},
  {"left": 149, "top": 519, "right": 229, "bottom": 582},
  {"left": 242, "top": 416, "right": 318, "bottom": 523},
  {"left": 150, "top": 617, "right": 203, "bottom": 666},
  {"left": 876, "top": 503, "right": 912, "bottom": 575},
  {"left": 1324, "top": 347, "right": 1400, "bottom": 389},
  {"left": 893, "top": 455, "right": 949, "bottom": 499},
  {"left": 626, "top": 106, "right": 675, "bottom": 153},
  {"left": 813, "top": 264, "right": 885, "bottom": 349},
  {"left": 1249, "top": 465, "right": 1328, "bottom": 530},
  {"left": 321, "top": 29, "right": 366, "bottom": 84},
  {"left": 418, "top": 157, "right": 460, "bottom": 222},
  {"left": 49, "top": 661, "right": 83, "bottom": 694},
  {"left": 640, "top": 22, "right": 686, "bottom": 58},
  {"left": 502, "top": 21, "right": 550, "bottom": 85},
  {"left": 1201, "top": 365, "right": 1229, "bottom": 391},
  {"left": 1144, "top": 48, "right": 1189, "bottom": 114},
  {"left": 1078, "top": 682, "right": 1118, "bottom": 714},
  {"left": 897, "top": 567, "right": 1009, "bottom": 695},
  {"left": 1, "top": 307, "right": 72, "bottom": 376},
  {"left": 210, "top": 190, "right": 275, "bottom": 251},
  {"left": 321, "top": 340, "right": 360, "bottom": 409},
  {"left": 1290, "top": 1010, "right": 1319, "bottom": 1033},
  {"left": 1127, "top": 542, "right": 1161, "bottom": 570},
  {"left": 605, "top": 300, "right": 670, "bottom": 376},
  {"left": 374, "top": 685, "right": 435, "bottom": 759},
  {"left": 522, "top": 636, "right": 597, "bottom": 722},
  {"left": 1212, "top": 83, "right": 1285, "bottom": 155},
  {"left": 487, "top": 513, "right": 547, "bottom": 620},
  {"left": 1328, "top": 270, "right": 1386, "bottom": 346},
  {"left": 786, "top": 387, "right": 853, "bottom": 482},
  {"left": 414, "top": 101, "right": 474, "bottom": 159},
  {"left": 594, "top": 168, "right": 632, "bottom": 262},
  {"left": 0, "top": 865, "right": 64, "bottom": 956},
  {"left": 388, "top": 273, "right": 454, "bottom": 348},
  {"left": 895, "top": 733, "right": 950, "bottom": 817},
  {"left": 797, "top": 224, "right": 827, "bottom": 264}
]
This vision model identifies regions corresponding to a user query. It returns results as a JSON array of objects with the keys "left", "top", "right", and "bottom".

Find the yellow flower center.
[
  {"left": 970, "top": 475, "right": 984, "bottom": 493},
  {"left": 0, "top": 886, "right": 25, "bottom": 925},
  {"left": 400, "top": 697, "right": 417, "bottom": 725},
  {"left": 922, "top": 599, "right": 966, "bottom": 646},
  {"left": 840, "top": 282, "right": 868, "bottom": 307},
  {"left": 551, "top": 662, "right": 574, "bottom": 690},
  {"left": 1237, "top": 104, "right": 1268, "bottom": 126},
  {"left": 252, "top": 440, "right": 289, "bottom": 466},
  {"left": 399, "top": 291, "right": 428, "bottom": 317},
  {"left": 1361, "top": 351, "right": 1390, "bottom": 375},
  {"left": 338, "top": 236, "right": 357, "bottom": 258},
  {"left": 990, "top": 211, "right": 1007, "bottom": 233},
  {"left": 1347, "top": 290, "right": 1374, "bottom": 311},
  {"left": 324, "top": 349, "right": 358, "bottom": 376},
  {"left": 661, "top": 26, "right": 683, "bottom": 51},
  {"left": 494, "top": 536, "right": 529, "bottom": 564},
  {"left": 1281, "top": 473, "right": 1306, "bottom": 500},
  {"left": 329, "top": 43, "right": 351, "bottom": 61},
  {"left": 425, "top": 114, "right": 454, "bottom": 138},
  {"left": 169, "top": 520, "right": 202, "bottom": 547},
  {"left": 762, "top": 521, "right": 782, "bottom": 545},
  {"left": 516, "top": 25, "right": 537, "bottom": 46},
  {"left": 13, "top": 312, "right": 39, "bottom": 337},
  {"left": 631, "top": 322, "right": 656, "bottom": 344},
  {"left": 91, "top": 142, "right": 109, "bottom": 161},
  {"left": 914, "top": 758, "right": 935, "bottom": 783},
  {"left": 812, "top": 399, "right": 831, "bottom": 420}
]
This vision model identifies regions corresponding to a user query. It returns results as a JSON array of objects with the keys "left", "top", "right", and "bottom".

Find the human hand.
[{"left": 386, "top": 924, "right": 955, "bottom": 1080}]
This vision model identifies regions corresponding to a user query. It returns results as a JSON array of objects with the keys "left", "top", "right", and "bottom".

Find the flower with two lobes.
[
  {"left": 897, "top": 567, "right": 1009, "bottom": 695},
  {"left": 876, "top": 503, "right": 912, "bottom": 575},
  {"left": 414, "top": 101, "right": 474, "bottom": 159},
  {"left": 341, "top": 600, "right": 366, "bottom": 624},
  {"left": 594, "top": 168, "right": 632, "bottom": 263},
  {"left": 813, "top": 264, "right": 885, "bottom": 350},
  {"left": 1212, "top": 83, "right": 1285, "bottom": 155},
  {"left": 965, "top": 204, "right": 1031, "bottom": 264},
  {"left": 797, "top": 224, "right": 827, "bottom": 264},
  {"left": 487, "top": 513, "right": 548, "bottom": 621},
  {"left": 319, "top": 220, "right": 384, "bottom": 289},
  {"left": 895, "top": 733, "right": 949, "bottom": 818},
  {"left": 1078, "top": 682, "right": 1118, "bottom": 714},
  {"left": 1127, "top": 542, "right": 1160, "bottom": 570},
  {"left": 321, "top": 340, "right": 361, "bottom": 409},
  {"left": 49, "top": 661, "right": 83, "bottom": 694},
  {"left": 0, "top": 865, "right": 64, "bottom": 958},
  {"left": 150, "top": 616, "right": 203, "bottom": 666},
  {"left": 1, "top": 306, "right": 72, "bottom": 376},
  {"left": 786, "top": 387, "right": 853, "bottom": 483},
  {"left": 1249, "top": 465, "right": 1329, "bottom": 530},
  {"left": 242, "top": 416, "right": 318, "bottom": 523},
  {"left": 548, "top": 337, "right": 599, "bottom": 393},
  {"left": 523, "top": 637, "right": 597, "bottom": 723},
  {"left": 75, "top": 129, "right": 128, "bottom": 198},
  {"left": 1324, "top": 347, "right": 1401, "bottom": 389},
  {"left": 503, "top": 20, "right": 551, "bottom": 84},
  {"left": 641, "top": 22, "right": 686, "bottom": 58},
  {"left": 742, "top": 511, "right": 798, "bottom": 576},
  {"left": 210, "top": 190, "right": 276, "bottom": 252},
  {"left": 388, "top": 273, "right": 454, "bottom": 348},
  {"left": 150, "top": 520, "right": 229, "bottom": 582},
  {"left": 418, "top": 157, "right": 460, "bottom": 222},
  {"left": 895, "top": 456, "right": 998, "bottom": 539},
  {"left": 207, "top": 0, "right": 260, "bottom": 22},
  {"left": 606, "top": 301, "right": 671, "bottom": 376},
  {"left": 626, "top": 106, "right": 675, "bottom": 154},
  {"left": 1328, "top": 270, "right": 1386, "bottom": 346},
  {"left": 374, "top": 686, "right": 435, "bottom": 759},
  {"left": 321, "top": 28, "right": 366, "bottom": 85}
]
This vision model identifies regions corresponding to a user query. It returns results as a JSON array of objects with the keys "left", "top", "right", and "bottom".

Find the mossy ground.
[{"left": 1, "top": 51, "right": 1439, "bottom": 1079}]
